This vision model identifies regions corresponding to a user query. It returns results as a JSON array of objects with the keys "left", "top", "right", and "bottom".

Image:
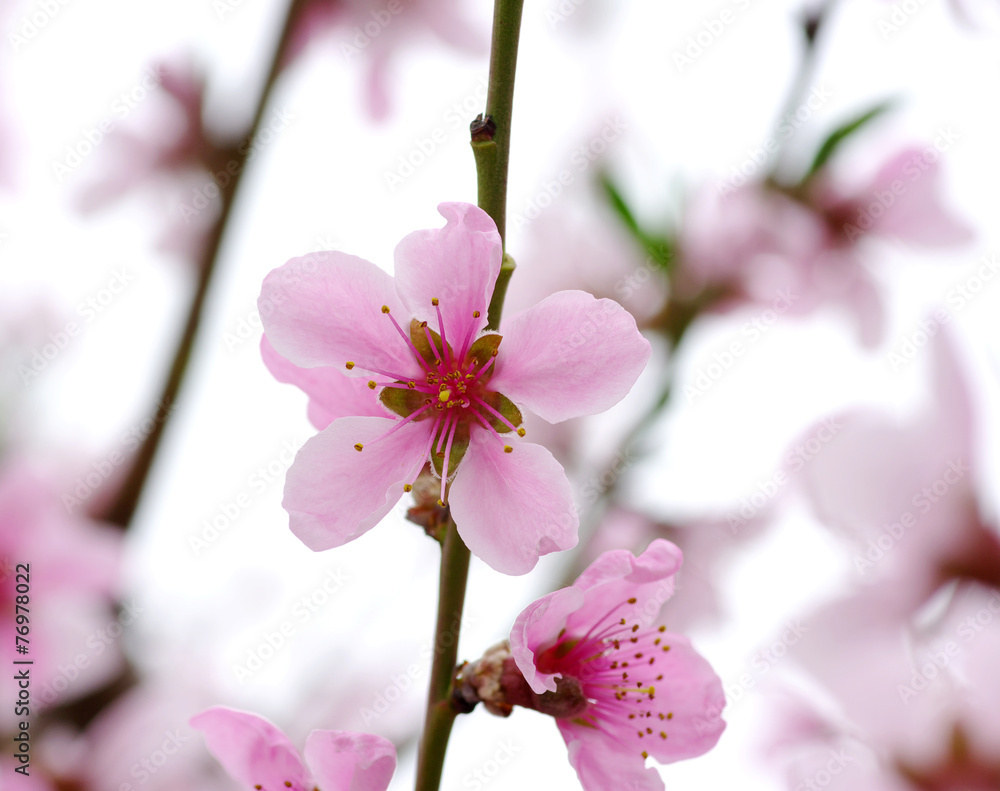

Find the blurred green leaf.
[{"left": 804, "top": 99, "right": 895, "bottom": 181}]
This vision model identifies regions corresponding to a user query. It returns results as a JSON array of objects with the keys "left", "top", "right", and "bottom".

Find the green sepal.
[
  {"left": 803, "top": 99, "right": 895, "bottom": 183},
  {"left": 467, "top": 333, "right": 502, "bottom": 379},
  {"left": 410, "top": 318, "right": 447, "bottom": 367},
  {"left": 481, "top": 391, "right": 522, "bottom": 433},
  {"left": 379, "top": 384, "right": 428, "bottom": 419},
  {"left": 431, "top": 420, "right": 470, "bottom": 480}
]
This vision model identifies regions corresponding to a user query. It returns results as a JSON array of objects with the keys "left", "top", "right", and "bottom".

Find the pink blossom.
[
  {"left": 0, "top": 459, "right": 122, "bottom": 728},
  {"left": 774, "top": 582, "right": 1000, "bottom": 790},
  {"left": 812, "top": 145, "right": 973, "bottom": 248},
  {"left": 290, "top": 0, "right": 487, "bottom": 120},
  {"left": 509, "top": 539, "right": 726, "bottom": 791},
  {"left": 191, "top": 706, "right": 396, "bottom": 791},
  {"left": 787, "top": 326, "right": 999, "bottom": 606},
  {"left": 259, "top": 202, "right": 651, "bottom": 575},
  {"left": 678, "top": 182, "right": 885, "bottom": 346},
  {"left": 678, "top": 146, "right": 970, "bottom": 346}
]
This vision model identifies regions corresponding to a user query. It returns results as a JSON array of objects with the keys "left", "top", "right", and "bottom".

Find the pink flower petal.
[
  {"left": 304, "top": 730, "right": 396, "bottom": 791},
  {"left": 449, "top": 431, "right": 578, "bottom": 575},
  {"left": 558, "top": 722, "right": 665, "bottom": 791},
  {"left": 283, "top": 417, "right": 432, "bottom": 551},
  {"left": 190, "top": 706, "right": 313, "bottom": 790},
  {"left": 491, "top": 290, "right": 651, "bottom": 423},
  {"left": 510, "top": 586, "right": 586, "bottom": 693},
  {"left": 258, "top": 252, "right": 422, "bottom": 379},
  {"left": 511, "top": 539, "right": 683, "bottom": 694},
  {"left": 861, "top": 146, "right": 973, "bottom": 247},
  {"left": 393, "top": 203, "right": 501, "bottom": 347},
  {"left": 261, "top": 335, "right": 385, "bottom": 430}
]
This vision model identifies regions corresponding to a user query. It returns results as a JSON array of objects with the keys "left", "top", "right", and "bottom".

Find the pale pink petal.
[
  {"left": 491, "top": 291, "right": 651, "bottom": 423},
  {"left": 510, "top": 586, "right": 586, "bottom": 693},
  {"left": 190, "top": 706, "right": 312, "bottom": 790},
  {"left": 261, "top": 335, "right": 384, "bottom": 429},
  {"left": 558, "top": 722, "right": 665, "bottom": 791},
  {"left": 258, "top": 252, "right": 422, "bottom": 379},
  {"left": 393, "top": 203, "right": 502, "bottom": 346},
  {"left": 861, "top": 146, "right": 973, "bottom": 246},
  {"left": 283, "top": 417, "right": 431, "bottom": 551},
  {"left": 564, "top": 539, "right": 683, "bottom": 636},
  {"left": 304, "top": 730, "right": 396, "bottom": 791},
  {"left": 449, "top": 431, "right": 578, "bottom": 575},
  {"left": 511, "top": 539, "right": 684, "bottom": 694}
]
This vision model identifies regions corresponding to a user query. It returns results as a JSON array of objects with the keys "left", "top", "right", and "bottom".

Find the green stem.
[
  {"left": 413, "top": 1, "right": 526, "bottom": 789},
  {"left": 102, "top": 0, "right": 308, "bottom": 528},
  {"left": 766, "top": 0, "right": 839, "bottom": 181},
  {"left": 474, "top": 0, "right": 525, "bottom": 249},
  {"left": 413, "top": 519, "right": 471, "bottom": 791}
]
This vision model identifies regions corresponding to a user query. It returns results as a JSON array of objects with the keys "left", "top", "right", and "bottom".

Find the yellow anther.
[
  {"left": 438, "top": 389, "right": 452, "bottom": 403},
  {"left": 641, "top": 751, "right": 648, "bottom": 759},
  {"left": 354, "top": 443, "right": 363, "bottom": 452},
  {"left": 407, "top": 381, "right": 416, "bottom": 389},
  {"left": 367, "top": 380, "right": 377, "bottom": 389},
  {"left": 345, "top": 361, "right": 355, "bottom": 370},
  {"left": 381, "top": 305, "right": 390, "bottom": 314},
  {"left": 403, "top": 484, "right": 413, "bottom": 492},
  {"left": 431, "top": 297, "right": 439, "bottom": 306},
  {"left": 473, "top": 310, "right": 480, "bottom": 318},
  {"left": 437, "top": 498, "right": 445, "bottom": 506},
  {"left": 503, "top": 445, "right": 513, "bottom": 454},
  {"left": 517, "top": 428, "right": 526, "bottom": 437}
]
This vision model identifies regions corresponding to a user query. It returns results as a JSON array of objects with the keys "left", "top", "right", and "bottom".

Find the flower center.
[
  {"left": 535, "top": 598, "right": 676, "bottom": 759},
  {"left": 346, "top": 298, "right": 525, "bottom": 505}
]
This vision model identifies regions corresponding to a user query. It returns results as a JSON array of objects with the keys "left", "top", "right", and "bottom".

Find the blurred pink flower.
[
  {"left": 260, "top": 202, "right": 651, "bottom": 575},
  {"left": 787, "top": 327, "right": 1000, "bottom": 606},
  {"left": 77, "top": 62, "right": 222, "bottom": 260},
  {"left": 678, "top": 146, "right": 971, "bottom": 346},
  {"left": 0, "top": 459, "right": 122, "bottom": 728},
  {"left": 775, "top": 582, "right": 1000, "bottom": 791},
  {"left": 290, "top": 0, "right": 487, "bottom": 120},
  {"left": 678, "top": 182, "right": 884, "bottom": 346},
  {"left": 510, "top": 539, "right": 726, "bottom": 791},
  {"left": 191, "top": 706, "right": 396, "bottom": 791},
  {"left": 506, "top": 201, "right": 668, "bottom": 328},
  {"left": 812, "top": 144, "right": 973, "bottom": 248}
]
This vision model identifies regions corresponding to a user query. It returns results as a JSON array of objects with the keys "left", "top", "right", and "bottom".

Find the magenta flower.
[
  {"left": 259, "top": 202, "right": 651, "bottom": 575},
  {"left": 191, "top": 706, "right": 396, "bottom": 791},
  {"left": 509, "top": 539, "right": 726, "bottom": 791}
]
